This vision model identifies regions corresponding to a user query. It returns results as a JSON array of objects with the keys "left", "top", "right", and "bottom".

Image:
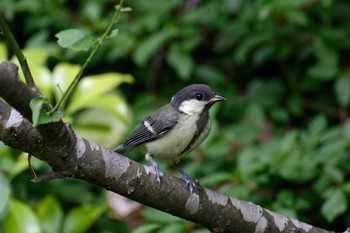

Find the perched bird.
[{"left": 113, "top": 84, "right": 225, "bottom": 193}]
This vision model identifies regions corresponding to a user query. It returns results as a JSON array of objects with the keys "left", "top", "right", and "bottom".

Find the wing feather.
[{"left": 117, "top": 105, "right": 178, "bottom": 152}]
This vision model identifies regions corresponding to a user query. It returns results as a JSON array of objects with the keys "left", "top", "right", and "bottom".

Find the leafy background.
[{"left": 1, "top": 0, "right": 350, "bottom": 232}]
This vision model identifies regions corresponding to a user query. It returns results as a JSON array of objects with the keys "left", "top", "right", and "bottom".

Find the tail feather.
[{"left": 113, "top": 144, "right": 126, "bottom": 154}]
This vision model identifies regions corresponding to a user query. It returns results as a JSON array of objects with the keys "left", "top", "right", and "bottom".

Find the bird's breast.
[{"left": 145, "top": 112, "right": 210, "bottom": 162}]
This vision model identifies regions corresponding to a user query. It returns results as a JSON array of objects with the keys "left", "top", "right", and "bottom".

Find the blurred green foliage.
[{"left": 1, "top": 0, "right": 350, "bottom": 232}]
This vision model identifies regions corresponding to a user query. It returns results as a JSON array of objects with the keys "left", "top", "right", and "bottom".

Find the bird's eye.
[{"left": 195, "top": 93, "right": 203, "bottom": 100}]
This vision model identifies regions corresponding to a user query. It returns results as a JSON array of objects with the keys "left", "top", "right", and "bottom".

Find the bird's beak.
[{"left": 208, "top": 94, "right": 226, "bottom": 104}]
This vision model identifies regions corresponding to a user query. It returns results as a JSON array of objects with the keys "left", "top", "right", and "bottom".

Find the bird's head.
[{"left": 171, "top": 84, "right": 226, "bottom": 115}]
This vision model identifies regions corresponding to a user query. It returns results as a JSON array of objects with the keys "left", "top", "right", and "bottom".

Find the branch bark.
[{"left": 0, "top": 61, "right": 343, "bottom": 233}]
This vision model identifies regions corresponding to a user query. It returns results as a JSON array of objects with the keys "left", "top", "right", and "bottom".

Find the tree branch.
[{"left": 0, "top": 61, "right": 343, "bottom": 233}]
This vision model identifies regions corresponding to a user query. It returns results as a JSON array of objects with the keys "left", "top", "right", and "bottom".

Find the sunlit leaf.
[
  {"left": 35, "top": 195, "right": 63, "bottom": 233},
  {"left": 110, "top": 29, "right": 119, "bottom": 38},
  {"left": 66, "top": 72, "right": 133, "bottom": 114},
  {"left": 8, "top": 153, "right": 29, "bottom": 179},
  {"left": 52, "top": 63, "right": 81, "bottom": 102},
  {"left": 62, "top": 204, "right": 108, "bottom": 233},
  {"left": 3, "top": 199, "right": 40, "bottom": 233},
  {"left": 0, "top": 42, "right": 8, "bottom": 61},
  {"left": 72, "top": 108, "right": 127, "bottom": 147},
  {"left": 56, "top": 29, "right": 94, "bottom": 51},
  {"left": 10, "top": 48, "right": 53, "bottom": 98}
]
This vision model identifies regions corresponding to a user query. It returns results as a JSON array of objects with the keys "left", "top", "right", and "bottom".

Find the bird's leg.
[
  {"left": 174, "top": 165, "right": 196, "bottom": 193},
  {"left": 145, "top": 153, "right": 162, "bottom": 183}
]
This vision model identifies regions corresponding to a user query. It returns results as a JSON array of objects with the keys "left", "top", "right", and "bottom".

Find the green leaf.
[
  {"left": 11, "top": 48, "right": 54, "bottom": 100},
  {"left": 38, "top": 110, "right": 65, "bottom": 126},
  {"left": 284, "top": 10, "right": 309, "bottom": 26},
  {"left": 192, "top": 229, "right": 211, "bottom": 233},
  {"left": 0, "top": 42, "right": 8, "bottom": 61},
  {"left": 321, "top": 189, "right": 347, "bottom": 222},
  {"left": 56, "top": 29, "right": 94, "bottom": 51},
  {"left": 121, "top": 7, "right": 132, "bottom": 12},
  {"left": 200, "top": 172, "right": 232, "bottom": 187},
  {"left": 279, "top": 130, "right": 298, "bottom": 153},
  {"left": 343, "top": 119, "right": 350, "bottom": 139},
  {"left": 30, "top": 96, "right": 46, "bottom": 126},
  {"left": 142, "top": 207, "right": 181, "bottom": 224},
  {"left": 324, "top": 166, "right": 344, "bottom": 184},
  {"left": 0, "top": 173, "right": 10, "bottom": 217},
  {"left": 35, "top": 195, "right": 63, "bottom": 233},
  {"left": 67, "top": 72, "right": 134, "bottom": 114},
  {"left": 308, "top": 115, "right": 327, "bottom": 136},
  {"left": 52, "top": 63, "right": 81, "bottom": 102},
  {"left": 166, "top": 47, "right": 194, "bottom": 80},
  {"left": 133, "top": 27, "right": 177, "bottom": 66},
  {"left": 161, "top": 223, "right": 186, "bottom": 233},
  {"left": 71, "top": 108, "right": 127, "bottom": 147},
  {"left": 308, "top": 38, "right": 338, "bottom": 80},
  {"left": 8, "top": 153, "right": 29, "bottom": 179},
  {"left": 131, "top": 224, "right": 160, "bottom": 233},
  {"left": 246, "top": 103, "right": 265, "bottom": 131},
  {"left": 62, "top": 204, "right": 108, "bottom": 233},
  {"left": 3, "top": 199, "right": 41, "bottom": 233},
  {"left": 110, "top": 29, "right": 119, "bottom": 38},
  {"left": 30, "top": 97, "right": 65, "bottom": 126},
  {"left": 334, "top": 72, "right": 350, "bottom": 106},
  {"left": 343, "top": 182, "right": 350, "bottom": 194},
  {"left": 237, "top": 147, "right": 259, "bottom": 178}
]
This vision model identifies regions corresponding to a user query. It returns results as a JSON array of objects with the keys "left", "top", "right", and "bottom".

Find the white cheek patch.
[
  {"left": 143, "top": 120, "right": 156, "bottom": 134},
  {"left": 179, "top": 99, "right": 206, "bottom": 115}
]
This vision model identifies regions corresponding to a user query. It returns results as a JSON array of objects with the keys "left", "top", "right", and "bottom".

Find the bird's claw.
[
  {"left": 176, "top": 166, "right": 196, "bottom": 193},
  {"left": 152, "top": 162, "right": 163, "bottom": 183},
  {"left": 146, "top": 154, "right": 163, "bottom": 183},
  {"left": 181, "top": 173, "right": 196, "bottom": 194}
]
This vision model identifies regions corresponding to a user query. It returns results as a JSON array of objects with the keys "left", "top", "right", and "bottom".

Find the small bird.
[{"left": 113, "top": 84, "right": 225, "bottom": 193}]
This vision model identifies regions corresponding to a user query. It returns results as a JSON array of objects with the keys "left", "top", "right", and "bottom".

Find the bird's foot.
[
  {"left": 146, "top": 154, "right": 163, "bottom": 183},
  {"left": 176, "top": 166, "right": 196, "bottom": 193}
]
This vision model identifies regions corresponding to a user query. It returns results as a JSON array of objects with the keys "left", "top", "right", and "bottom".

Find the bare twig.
[{"left": 31, "top": 170, "right": 65, "bottom": 183}]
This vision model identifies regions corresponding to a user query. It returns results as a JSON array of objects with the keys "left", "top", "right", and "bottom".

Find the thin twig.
[
  {"left": 28, "top": 154, "right": 37, "bottom": 179},
  {"left": 31, "top": 170, "right": 65, "bottom": 183},
  {"left": 0, "top": 13, "right": 36, "bottom": 89},
  {"left": 49, "top": 0, "right": 125, "bottom": 114}
]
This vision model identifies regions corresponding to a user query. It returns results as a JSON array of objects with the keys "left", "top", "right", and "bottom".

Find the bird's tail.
[{"left": 112, "top": 144, "right": 126, "bottom": 154}]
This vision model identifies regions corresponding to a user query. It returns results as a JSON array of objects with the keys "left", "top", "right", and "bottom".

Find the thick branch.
[
  {"left": 0, "top": 62, "right": 341, "bottom": 233},
  {"left": 0, "top": 61, "right": 76, "bottom": 158}
]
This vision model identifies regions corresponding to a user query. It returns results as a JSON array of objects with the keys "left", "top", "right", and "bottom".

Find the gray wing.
[{"left": 114, "top": 105, "right": 178, "bottom": 153}]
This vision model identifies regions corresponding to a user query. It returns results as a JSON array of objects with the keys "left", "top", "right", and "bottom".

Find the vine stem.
[
  {"left": 49, "top": 0, "right": 125, "bottom": 114},
  {"left": 0, "top": 14, "right": 36, "bottom": 89}
]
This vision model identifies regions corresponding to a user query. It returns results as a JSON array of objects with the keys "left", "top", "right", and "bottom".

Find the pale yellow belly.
[{"left": 145, "top": 114, "right": 211, "bottom": 162}]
